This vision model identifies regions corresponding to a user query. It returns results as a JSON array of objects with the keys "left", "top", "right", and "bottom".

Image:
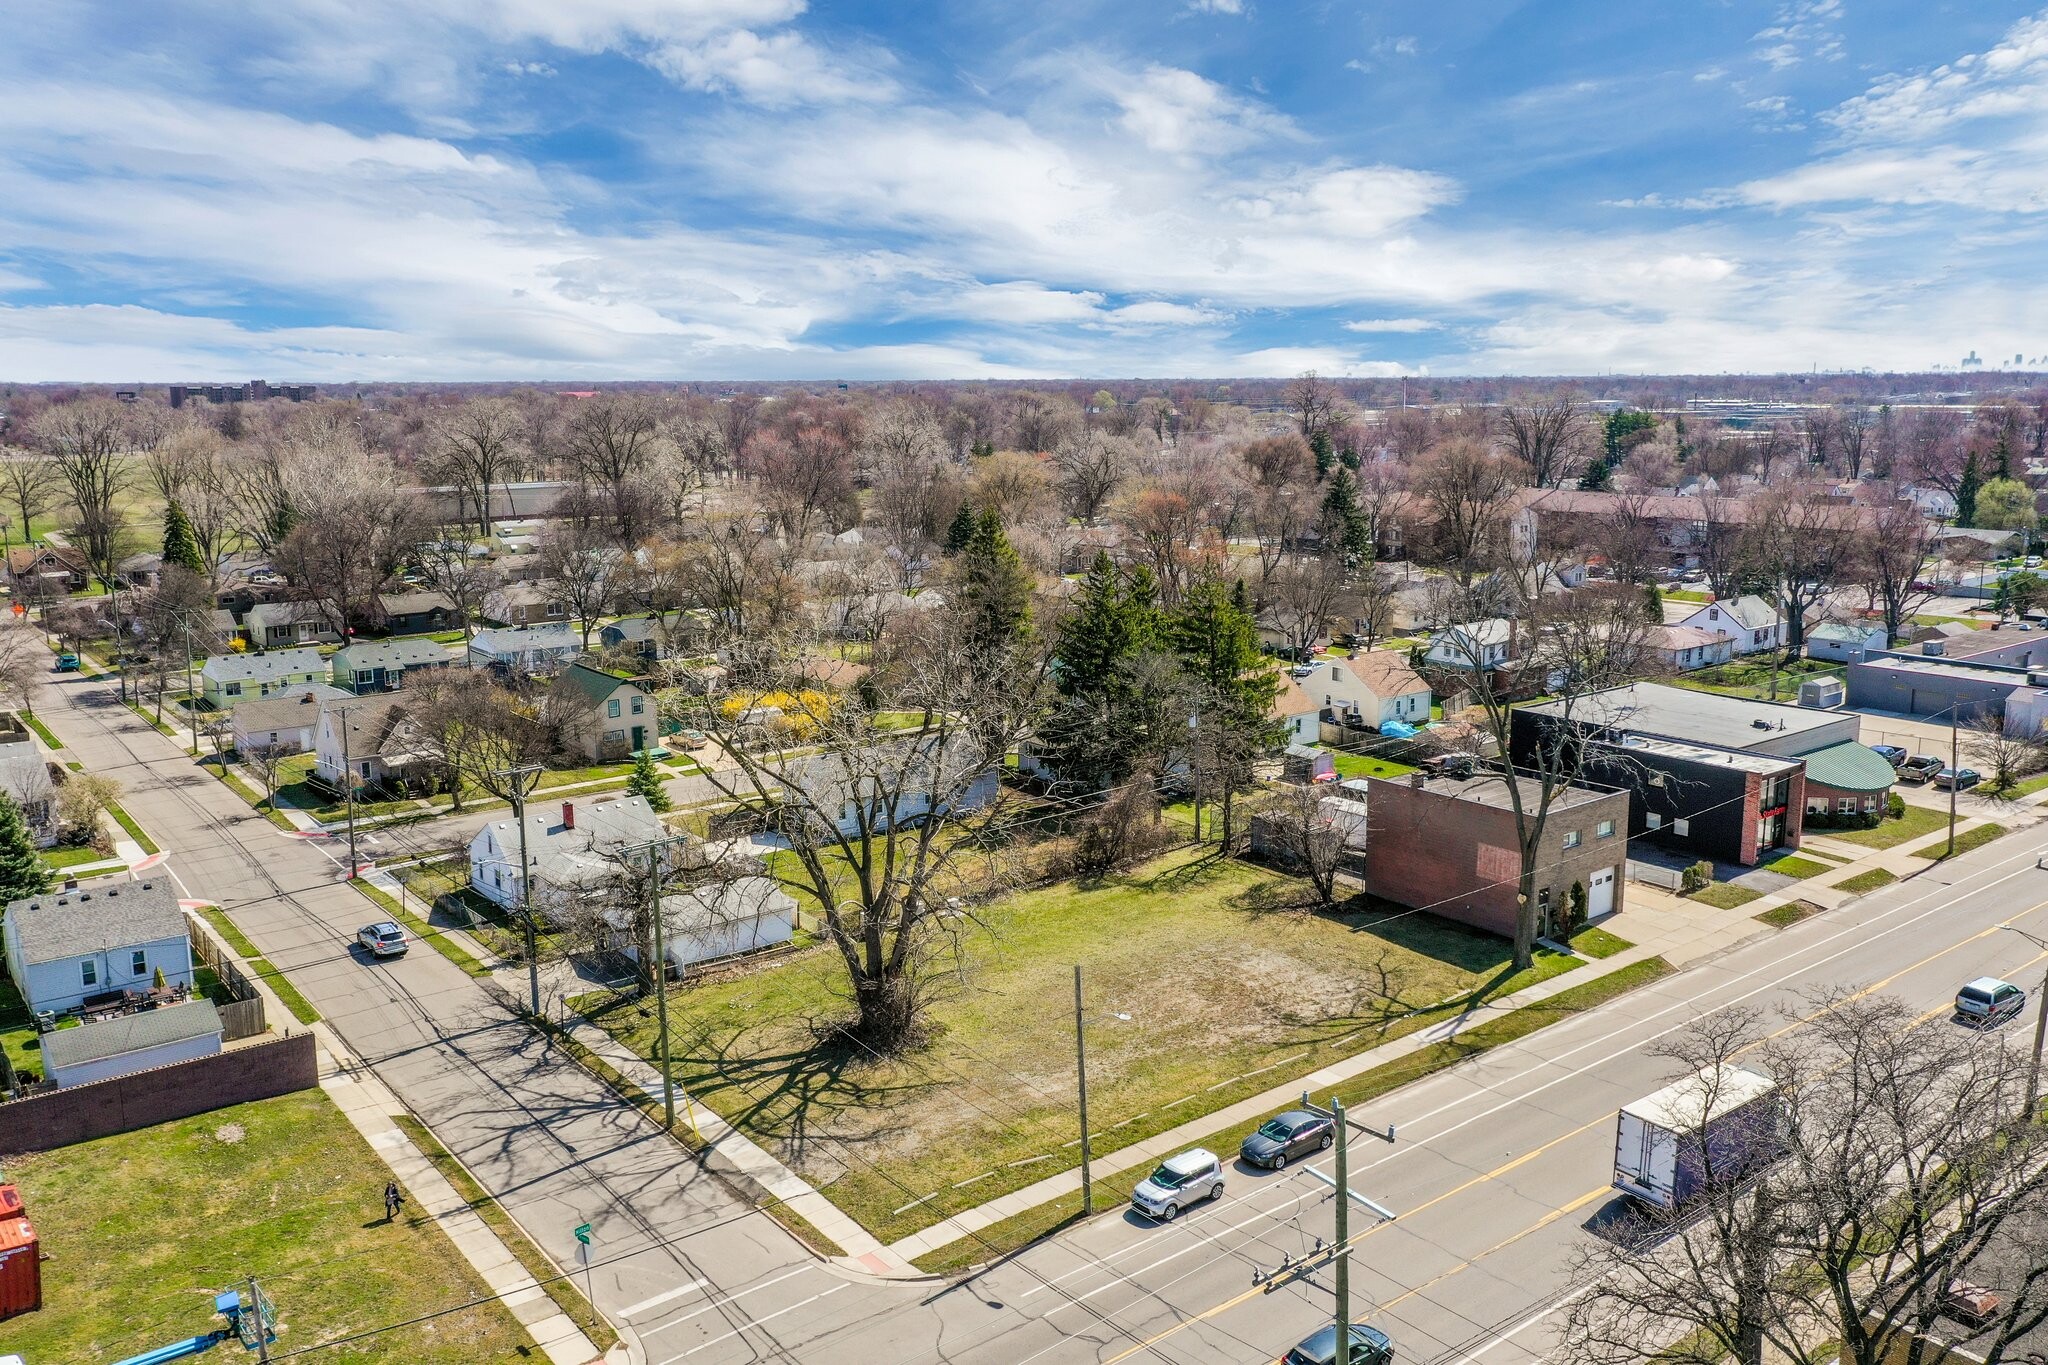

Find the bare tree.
[
  {"left": 405, "top": 669, "right": 548, "bottom": 813},
  {"left": 1410, "top": 438, "right": 1522, "bottom": 585},
  {"left": 537, "top": 520, "right": 635, "bottom": 648},
  {"left": 274, "top": 442, "right": 432, "bottom": 635},
  {"left": 1054, "top": 429, "right": 1131, "bottom": 523},
  {"left": 1287, "top": 371, "right": 1342, "bottom": 448},
  {"left": 1853, "top": 489, "right": 1940, "bottom": 644},
  {"left": 1263, "top": 553, "right": 1351, "bottom": 658},
  {"left": 1595, "top": 489, "right": 1664, "bottom": 586},
  {"left": 1964, "top": 713, "right": 2046, "bottom": 794},
  {"left": 431, "top": 399, "right": 527, "bottom": 537},
  {"left": 1834, "top": 403, "right": 1873, "bottom": 479},
  {"left": 414, "top": 538, "right": 500, "bottom": 642},
  {"left": 0, "top": 451, "right": 62, "bottom": 548},
  {"left": 239, "top": 742, "right": 289, "bottom": 809},
  {"left": 0, "top": 623, "right": 47, "bottom": 718},
  {"left": 1498, "top": 396, "right": 1586, "bottom": 488},
  {"left": 33, "top": 399, "right": 129, "bottom": 593},
  {"left": 1742, "top": 482, "right": 1861, "bottom": 661},
  {"left": 1262, "top": 782, "right": 1347, "bottom": 907},
  {"left": 564, "top": 394, "right": 665, "bottom": 542}
]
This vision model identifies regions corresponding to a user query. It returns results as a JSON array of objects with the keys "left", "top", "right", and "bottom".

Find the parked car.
[
  {"left": 1131, "top": 1148, "right": 1225, "bottom": 1221},
  {"left": 1935, "top": 767, "right": 1982, "bottom": 791},
  {"left": 1898, "top": 755, "right": 1943, "bottom": 783},
  {"left": 1279, "top": 1323, "right": 1396, "bottom": 1365},
  {"left": 1869, "top": 744, "right": 1909, "bottom": 768},
  {"left": 356, "top": 921, "right": 409, "bottom": 958},
  {"left": 1954, "top": 977, "right": 2026, "bottom": 1027},
  {"left": 1239, "top": 1109, "right": 1335, "bottom": 1170},
  {"left": 53, "top": 653, "right": 81, "bottom": 672}
]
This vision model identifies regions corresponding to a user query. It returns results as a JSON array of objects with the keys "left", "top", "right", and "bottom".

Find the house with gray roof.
[
  {"left": 331, "top": 637, "right": 454, "bottom": 694},
  {"left": 467, "top": 795, "right": 665, "bottom": 911},
  {"left": 1675, "top": 595, "right": 1787, "bottom": 656},
  {"left": 230, "top": 683, "right": 351, "bottom": 755},
  {"left": 243, "top": 599, "right": 339, "bottom": 649},
  {"left": 374, "top": 588, "right": 458, "bottom": 634},
  {"left": 467, "top": 624, "right": 582, "bottom": 677},
  {"left": 42, "top": 999, "right": 223, "bottom": 1088},
  {"left": 199, "top": 648, "right": 326, "bottom": 710},
  {"left": 2, "top": 879, "right": 192, "bottom": 1016}
]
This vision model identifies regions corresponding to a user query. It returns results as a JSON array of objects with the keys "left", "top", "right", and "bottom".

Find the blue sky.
[{"left": 1, "top": 1, "right": 2045, "bottom": 381}]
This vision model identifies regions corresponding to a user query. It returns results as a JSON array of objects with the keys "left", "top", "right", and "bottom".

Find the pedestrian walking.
[{"left": 384, "top": 1180, "right": 404, "bottom": 1222}]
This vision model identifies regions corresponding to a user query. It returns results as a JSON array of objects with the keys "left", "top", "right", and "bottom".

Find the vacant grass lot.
[
  {"left": 1675, "top": 657, "right": 1844, "bottom": 702},
  {"left": 1821, "top": 803, "right": 1950, "bottom": 850},
  {"left": 1328, "top": 750, "right": 1420, "bottom": 780},
  {"left": 0, "top": 1091, "right": 529, "bottom": 1364},
  {"left": 575, "top": 846, "right": 1580, "bottom": 1243}
]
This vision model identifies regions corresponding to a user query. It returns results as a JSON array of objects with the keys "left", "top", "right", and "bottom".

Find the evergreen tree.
[
  {"left": 0, "top": 792, "right": 51, "bottom": 908},
  {"left": 1603, "top": 408, "right": 1657, "bottom": 462},
  {"left": 1055, "top": 554, "right": 1154, "bottom": 698},
  {"left": 943, "top": 502, "right": 978, "bottom": 555},
  {"left": 1578, "top": 457, "right": 1613, "bottom": 492},
  {"left": 1166, "top": 579, "right": 1282, "bottom": 842},
  {"left": 1039, "top": 555, "right": 1159, "bottom": 790},
  {"left": 1642, "top": 582, "right": 1664, "bottom": 620},
  {"left": 1993, "top": 434, "right": 2014, "bottom": 480},
  {"left": 1337, "top": 441, "right": 1361, "bottom": 472},
  {"left": 161, "top": 501, "right": 205, "bottom": 576},
  {"left": 627, "top": 747, "right": 671, "bottom": 812},
  {"left": 956, "top": 509, "right": 1034, "bottom": 656},
  {"left": 1319, "top": 467, "right": 1372, "bottom": 569},
  {"left": 1311, "top": 430, "right": 1335, "bottom": 481},
  {"left": 1956, "top": 451, "right": 1983, "bottom": 528}
]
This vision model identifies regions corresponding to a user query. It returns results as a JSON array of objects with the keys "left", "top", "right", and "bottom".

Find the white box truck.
[{"left": 1612, "top": 1064, "right": 1781, "bottom": 1210}]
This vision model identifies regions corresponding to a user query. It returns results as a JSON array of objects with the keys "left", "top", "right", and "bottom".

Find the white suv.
[{"left": 1131, "top": 1148, "right": 1225, "bottom": 1222}]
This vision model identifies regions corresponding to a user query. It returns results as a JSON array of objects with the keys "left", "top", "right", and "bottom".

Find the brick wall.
[{"left": 0, "top": 1032, "right": 317, "bottom": 1154}]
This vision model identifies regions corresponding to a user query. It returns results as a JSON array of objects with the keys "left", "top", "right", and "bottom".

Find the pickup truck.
[
  {"left": 1897, "top": 755, "right": 1944, "bottom": 784},
  {"left": 1613, "top": 1065, "right": 1782, "bottom": 1210}
]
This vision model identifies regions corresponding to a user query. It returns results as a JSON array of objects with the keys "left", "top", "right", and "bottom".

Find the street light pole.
[
  {"left": 495, "top": 762, "right": 545, "bottom": 1018},
  {"left": 1075, "top": 963, "right": 1093, "bottom": 1215},
  {"left": 1948, "top": 704, "right": 1961, "bottom": 859}
]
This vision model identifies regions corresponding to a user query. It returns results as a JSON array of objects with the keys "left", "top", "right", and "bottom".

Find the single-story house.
[
  {"left": 375, "top": 589, "right": 458, "bottom": 635},
  {"left": 598, "top": 610, "right": 711, "bottom": 662},
  {"left": 652, "top": 877, "right": 799, "bottom": 970},
  {"left": 468, "top": 795, "right": 664, "bottom": 911},
  {"left": 0, "top": 747, "right": 58, "bottom": 847},
  {"left": 199, "top": 648, "right": 327, "bottom": 710},
  {"left": 43, "top": 999, "right": 223, "bottom": 1088},
  {"left": 467, "top": 624, "right": 582, "bottom": 676},
  {"left": 331, "top": 638, "right": 453, "bottom": 694},
  {"left": 312, "top": 694, "right": 436, "bottom": 792},
  {"left": 1643, "top": 625, "right": 1736, "bottom": 673},
  {"left": 1424, "top": 619, "right": 1517, "bottom": 671},
  {"left": 549, "top": 662, "right": 655, "bottom": 762},
  {"left": 1805, "top": 621, "right": 1890, "bottom": 664},
  {"left": 1675, "top": 595, "right": 1787, "bottom": 657},
  {"left": 481, "top": 582, "right": 568, "bottom": 627},
  {"left": 230, "top": 683, "right": 351, "bottom": 756},
  {"left": 1, "top": 880, "right": 192, "bottom": 1017},
  {"left": 242, "top": 600, "right": 339, "bottom": 650},
  {"left": 5, "top": 544, "right": 91, "bottom": 596},
  {"left": 116, "top": 551, "right": 164, "bottom": 589},
  {"left": 1303, "top": 652, "right": 1432, "bottom": 729},
  {"left": 787, "top": 739, "right": 1001, "bottom": 836},
  {"left": 1269, "top": 672, "right": 1319, "bottom": 747}
]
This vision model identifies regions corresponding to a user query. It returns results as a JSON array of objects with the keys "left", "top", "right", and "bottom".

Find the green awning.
[{"left": 1801, "top": 741, "right": 1897, "bottom": 793}]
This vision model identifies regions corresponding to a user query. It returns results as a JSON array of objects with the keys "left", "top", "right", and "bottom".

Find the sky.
[{"left": 1, "top": 1, "right": 2046, "bottom": 383}]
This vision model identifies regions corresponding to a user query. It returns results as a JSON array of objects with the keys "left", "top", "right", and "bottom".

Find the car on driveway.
[
  {"left": 1870, "top": 744, "right": 1909, "bottom": 768},
  {"left": 1935, "top": 767, "right": 1982, "bottom": 791},
  {"left": 1279, "top": 1322, "right": 1396, "bottom": 1365},
  {"left": 356, "top": 921, "right": 409, "bottom": 958},
  {"left": 1898, "top": 755, "right": 1943, "bottom": 783},
  {"left": 1954, "top": 977, "right": 2026, "bottom": 1027},
  {"left": 1239, "top": 1109, "right": 1335, "bottom": 1170},
  {"left": 1131, "top": 1148, "right": 1225, "bottom": 1222}
]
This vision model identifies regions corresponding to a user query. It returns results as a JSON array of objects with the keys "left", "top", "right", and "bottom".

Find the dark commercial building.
[
  {"left": 1361, "top": 771, "right": 1630, "bottom": 940},
  {"left": 1576, "top": 735, "right": 1804, "bottom": 866}
]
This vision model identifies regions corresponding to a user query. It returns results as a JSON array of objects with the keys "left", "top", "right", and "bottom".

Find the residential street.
[{"left": 38, "top": 667, "right": 2048, "bottom": 1365}]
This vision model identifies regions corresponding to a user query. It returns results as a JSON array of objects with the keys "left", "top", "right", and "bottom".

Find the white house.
[
  {"left": 788, "top": 739, "right": 1002, "bottom": 836},
  {"left": 468, "top": 795, "right": 665, "bottom": 911},
  {"left": 1805, "top": 621, "right": 1890, "bottom": 664},
  {"left": 1424, "top": 619, "right": 1517, "bottom": 671},
  {"left": 312, "top": 694, "right": 435, "bottom": 791},
  {"left": 199, "top": 648, "right": 327, "bottom": 710},
  {"left": 467, "top": 624, "right": 582, "bottom": 676},
  {"left": 1303, "top": 652, "right": 1432, "bottom": 729},
  {"left": 653, "top": 877, "right": 799, "bottom": 970},
  {"left": 1, "top": 880, "right": 192, "bottom": 1016},
  {"left": 1676, "top": 595, "right": 1787, "bottom": 657},
  {"left": 230, "top": 683, "right": 352, "bottom": 756},
  {"left": 1643, "top": 625, "right": 1736, "bottom": 673},
  {"left": 42, "top": 999, "right": 223, "bottom": 1088},
  {"left": 1269, "top": 673, "right": 1319, "bottom": 746}
]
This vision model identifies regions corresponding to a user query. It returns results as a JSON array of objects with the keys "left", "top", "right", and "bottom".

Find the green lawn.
[
  {"left": 1759, "top": 855, "right": 1832, "bottom": 880},
  {"left": 0, "top": 1090, "right": 532, "bottom": 1364},
  {"left": 197, "top": 906, "right": 321, "bottom": 1024},
  {"left": 22, "top": 712, "right": 62, "bottom": 748},
  {"left": 105, "top": 800, "right": 160, "bottom": 855},
  {"left": 1756, "top": 901, "right": 1824, "bottom": 929},
  {"left": 912, "top": 956, "right": 1677, "bottom": 1273},
  {"left": 1674, "top": 658, "right": 1845, "bottom": 703},
  {"left": 1687, "top": 883, "right": 1763, "bottom": 910},
  {"left": 1820, "top": 804, "right": 1951, "bottom": 849},
  {"left": 1328, "top": 750, "right": 1420, "bottom": 780},
  {"left": 40, "top": 843, "right": 107, "bottom": 870},
  {"left": 1832, "top": 867, "right": 1899, "bottom": 894},
  {"left": 1996, "top": 771, "right": 2048, "bottom": 799},
  {"left": 1911, "top": 823, "right": 2009, "bottom": 860},
  {"left": 574, "top": 846, "right": 1582, "bottom": 1244},
  {"left": 1568, "top": 925, "right": 1633, "bottom": 959}
]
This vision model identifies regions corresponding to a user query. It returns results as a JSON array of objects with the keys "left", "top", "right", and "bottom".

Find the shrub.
[
  {"left": 1680, "top": 860, "right": 1713, "bottom": 894},
  {"left": 1887, "top": 791, "right": 1906, "bottom": 820}
]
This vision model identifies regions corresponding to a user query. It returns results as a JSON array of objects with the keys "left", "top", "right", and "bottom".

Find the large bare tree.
[
  {"left": 274, "top": 441, "right": 432, "bottom": 634},
  {"left": 0, "top": 451, "right": 61, "bottom": 548},
  {"left": 432, "top": 398, "right": 527, "bottom": 537},
  {"left": 32, "top": 399, "right": 130, "bottom": 594},
  {"left": 1410, "top": 438, "right": 1523, "bottom": 585},
  {"left": 1498, "top": 396, "right": 1586, "bottom": 488}
]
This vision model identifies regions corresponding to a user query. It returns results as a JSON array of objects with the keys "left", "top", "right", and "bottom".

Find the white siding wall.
[
  {"left": 19, "top": 936, "right": 194, "bottom": 1015},
  {"left": 49, "top": 1031, "right": 221, "bottom": 1088}
]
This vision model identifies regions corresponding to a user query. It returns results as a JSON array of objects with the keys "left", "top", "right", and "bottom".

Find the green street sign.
[{"left": 573, "top": 1222, "right": 592, "bottom": 1245}]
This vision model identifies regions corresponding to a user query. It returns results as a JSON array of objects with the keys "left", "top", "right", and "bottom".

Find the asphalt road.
[{"left": 45, "top": 669, "right": 2048, "bottom": 1365}]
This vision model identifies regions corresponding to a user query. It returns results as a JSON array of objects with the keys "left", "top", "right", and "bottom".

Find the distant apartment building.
[{"left": 167, "top": 381, "right": 318, "bottom": 408}]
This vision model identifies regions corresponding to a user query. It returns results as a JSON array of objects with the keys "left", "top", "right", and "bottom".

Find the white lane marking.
[
  {"left": 1018, "top": 1189, "right": 1314, "bottom": 1303},
  {"left": 1452, "top": 1282, "right": 1597, "bottom": 1363},
  {"left": 619, "top": 1279, "right": 709, "bottom": 1320},
  {"left": 637, "top": 1266, "right": 817, "bottom": 1335},
  {"left": 658, "top": 1282, "right": 849, "bottom": 1361}
]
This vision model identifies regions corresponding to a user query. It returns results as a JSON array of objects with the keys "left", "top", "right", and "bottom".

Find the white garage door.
[{"left": 1588, "top": 867, "right": 1616, "bottom": 919}]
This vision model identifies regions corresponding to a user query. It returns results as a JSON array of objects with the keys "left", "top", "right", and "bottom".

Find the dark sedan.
[
  {"left": 1870, "top": 744, "right": 1908, "bottom": 768},
  {"left": 1239, "top": 1109, "right": 1334, "bottom": 1170}
]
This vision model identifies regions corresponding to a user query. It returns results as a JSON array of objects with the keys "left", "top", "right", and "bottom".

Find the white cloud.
[
  {"left": 1371, "top": 35, "right": 1419, "bottom": 59},
  {"left": 1100, "top": 300, "right": 1227, "bottom": 328},
  {"left": 1110, "top": 65, "right": 1295, "bottom": 157},
  {"left": 1184, "top": 0, "right": 1245, "bottom": 14},
  {"left": 648, "top": 27, "right": 896, "bottom": 106},
  {"left": 1343, "top": 317, "right": 1437, "bottom": 333},
  {"left": 1752, "top": 0, "right": 1845, "bottom": 70}
]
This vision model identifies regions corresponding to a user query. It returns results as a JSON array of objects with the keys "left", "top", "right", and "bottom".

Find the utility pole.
[
  {"left": 182, "top": 614, "right": 198, "bottom": 755},
  {"left": 1333, "top": 1097, "right": 1350, "bottom": 1365},
  {"left": 648, "top": 841, "right": 674, "bottom": 1131},
  {"left": 495, "top": 762, "right": 545, "bottom": 1018},
  {"left": 1075, "top": 963, "right": 1093, "bottom": 1215},
  {"left": 1948, "top": 703, "right": 1961, "bottom": 859},
  {"left": 338, "top": 704, "right": 358, "bottom": 877},
  {"left": 247, "top": 1277, "right": 271, "bottom": 1362},
  {"left": 2002, "top": 926, "right": 2048, "bottom": 1116}
]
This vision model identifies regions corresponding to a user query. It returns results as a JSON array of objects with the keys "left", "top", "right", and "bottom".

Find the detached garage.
[
  {"left": 42, "top": 1000, "right": 224, "bottom": 1089},
  {"left": 656, "top": 877, "right": 799, "bottom": 971}
]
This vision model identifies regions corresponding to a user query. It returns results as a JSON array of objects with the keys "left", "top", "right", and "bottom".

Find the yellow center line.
[
  {"left": 1098, "top": 898, "right": 2048, "bottom": 1364},
  {"left": 1373, "top": 1185, "right": 1613, "bottom": 1314}
]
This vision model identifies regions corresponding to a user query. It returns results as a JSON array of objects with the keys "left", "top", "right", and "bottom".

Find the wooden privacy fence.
[{"left": 184, "top": 911, "right": 268, "bottom": 1041}]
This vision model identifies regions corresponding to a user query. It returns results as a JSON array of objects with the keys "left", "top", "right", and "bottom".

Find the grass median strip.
[
  {"left": 911, "top": 956, "right": 1676, "bottom": 1274},
  {"left": 196, "top": 904, "right": 321, "bottom": 1024},
  {"left": 1756, "top": 900, "right": 1825, "bottom": 929},
  {"left": 23, "top": 712, "right": 62, "bottom": 749},
  {"left": 391, "top": 1115, "right": 620, "bottom": 1353},
  {"left": 105, "top": 799, "right": 159, "bottom": 855},
  {"left": 351, "top": 879, "right": 491, "bottom": 978},
  {"left": 1910, "top": 823, "right": 2007, "bottom": 860},
  {"left": 1831, "top": 867, "right": 1898, "bottom": 895}
]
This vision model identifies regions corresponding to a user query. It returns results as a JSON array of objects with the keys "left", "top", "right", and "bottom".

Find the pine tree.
[
  {"left": 1993, "top": 434, "right": 2014, "bottom": 480},
  {"left": 1056, "top": 554, "right": 1152, "bottom": 697},
  {"left": 943, "top": 502, "right": 978, "bottom": 555},
  {"left": 0, "top": 792, "right": 51, "bottom": 908},
  {"left": 1311, "top": 431, "right": 1335, "bottom": 481},
  {"left": 626, "top": 747, "right": 672, "bottom": 812},
  {"left": 1642, "top": 583, "right": 1664, "bottom": 620},
  {"left": 1320, "top": 467, "right": 1372, "bottom": 570},
  {"left": 1166, "top": 580, "right": 1277, "bottom": 724},
  {"left": 161, "top": 501, "right": 206, "bottom": 575},
  {"left": 1040, "top": 555, "right": 1159, "bottom": 789},
  {"left": 956, "top": 509, "right": 1035, "bottom": 657},
  {"left": 1578, "top": 457, "right": 1613, "bottom": 492},
  {"left": 1956, "top": 451, "right": 1983, "bottom": 528}
]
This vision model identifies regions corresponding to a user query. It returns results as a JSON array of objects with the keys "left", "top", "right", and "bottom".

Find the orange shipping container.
[{"left": 0, "top": 1211, "right": 41, "bottom": 1321}]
